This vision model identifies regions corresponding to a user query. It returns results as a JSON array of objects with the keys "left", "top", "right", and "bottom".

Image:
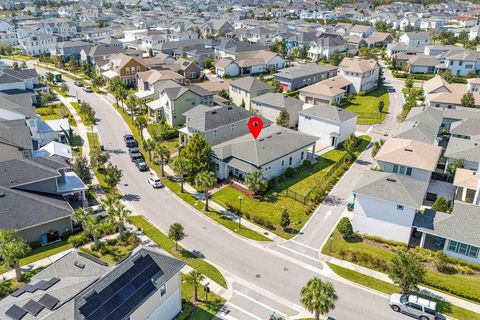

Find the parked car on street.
[
  {"left": 130, "top": 152, "right": 143, "bottom": 162},
  {"left": 128, "top": 147, "right": 140, "bottom": 154},
  {"left": 83, "top": 86, "right": 93, "bottom": 92},
  {"left": 389, "top": 294, "right": 438, "bottom": 320},
  {"left": 148, "top": 176, "right": 163, "bottom": 188},
  {"left": 135, "top": 158, "right": 148, "bottom": 171},
  {"left": 74, "top": 81, "right": 83, "bottom": 87},
  {"left": 123, "top": 134, "right": 134, "bottom": 141}
]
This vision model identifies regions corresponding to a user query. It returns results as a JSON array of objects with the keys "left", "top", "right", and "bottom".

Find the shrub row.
[
  {"left": 338, "top": 248, "right": 390, "bottom": 273},
  {"left": 392, "top": 72, "right": 435, "bottom": 80},
  {"left": 423, "top": 273, "right": 480, "bottom": 303}
]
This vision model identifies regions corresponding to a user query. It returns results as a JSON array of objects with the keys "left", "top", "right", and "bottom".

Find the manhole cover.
[
  {"left": 255, "top": 274, "right": 261, "bottom": 278},
  {"left": 263, "top": 232, "right": 269, "bottom": 235},
  {"left": 283, "top": 267, "right": 288, "bottom": 271}
]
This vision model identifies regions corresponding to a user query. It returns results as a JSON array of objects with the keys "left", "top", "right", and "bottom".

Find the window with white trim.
[{"left": 447, "top": 240, "right": 479, "bottom": 258}]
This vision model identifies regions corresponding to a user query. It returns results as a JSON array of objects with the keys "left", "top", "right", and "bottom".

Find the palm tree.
[
  {"left": 0, "top": 230, "right": 31, "bottom": 280},
  {"left": 134, "top": 116, "right": 148, "bottom": 141},
  {"left": 185, "top": 270, "right": 205, "bottom": 301},
  {"left": 195, "top": 171, "right": 217, "bottom": 211},
  {"left": 172, "top": 156, "right": 190, "bottom": 192},
  {"left": 112, "top": 85, "right": 127, "bottom": 110},
  {"left": 343, "top": 134, "right": 357, "bottom": 161},
  {"left": 143, "top": 139, "right": 156, "bottom": 161},
  {"left": 84, "top": 216, "right": 103, "bottom": 250},
  {"left": 107, "top": 201, "right": 131, "bottom": 239},
  {"left": 126, "top": 95, "right": 140, "bottom": 121},
  {"left": 71, "top": 207, "right": 92, "bottom": 232},
  {"left": 154, "top": 144, "right": 170, "bottom": 176},
  {"left": 371, "top": 138, "right": 385, "bottom": 158},
  {"left": 300, "top": 277, "right": 338, "bottom": 320}
]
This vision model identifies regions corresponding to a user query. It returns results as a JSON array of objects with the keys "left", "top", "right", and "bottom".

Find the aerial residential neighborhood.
[{"left": 0, "top": 0, "right": 480, "bottom": 320}]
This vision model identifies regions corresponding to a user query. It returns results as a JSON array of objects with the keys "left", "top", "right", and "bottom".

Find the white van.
[{"left": 389, "top": 294, "right": 439, "bottom": 320}]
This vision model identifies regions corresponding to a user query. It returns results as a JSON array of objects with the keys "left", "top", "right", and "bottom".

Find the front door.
[{"left": 331, "top": 136, "right": 337, "bottom": 147}]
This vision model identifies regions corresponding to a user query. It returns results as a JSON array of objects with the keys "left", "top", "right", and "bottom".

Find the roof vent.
[
  {"left": 211, "top": 111, "right": 217, "bottom": 115},
  {"left": 386, "top": 178, "right": 397, "bottom": 183},
  {"left": 404, "top": 148, "right": 413, "bottom": 152},
  {"left": 227, "top": 107, "right": 233, "bottom": 110},
  {"left": 0, "top": 193, "right": 5, "bottom": 198},
  {"left": 74, "top": 261, "right": 85, "bottom": 269}
]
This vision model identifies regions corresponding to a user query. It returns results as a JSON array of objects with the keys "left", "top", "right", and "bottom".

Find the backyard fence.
[
  {"left": 356, "top": 111, "right": 382, "bottom": 120},
  {"left": 279, "top": 188, "right": 309, "bottom": 205}
]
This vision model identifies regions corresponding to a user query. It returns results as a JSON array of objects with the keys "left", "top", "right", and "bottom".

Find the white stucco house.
[
  {"left": 399, "top": 32, "right": 431, "bottom": 47},
  {"left": 298, "top": 104, "right": 357, "bottom": 148},
  {"left": 352, "top": 171, "right": 429, "bottom": 243},
  {"left": 338, "top": 57, "right": 380, "bottom": 94}
]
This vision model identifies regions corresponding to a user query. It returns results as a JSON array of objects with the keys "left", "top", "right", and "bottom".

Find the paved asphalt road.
[{"left": 33, "top": 65, "right": 407, "bottom": 320}]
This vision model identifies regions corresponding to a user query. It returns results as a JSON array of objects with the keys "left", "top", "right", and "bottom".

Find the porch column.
[{"left": 420, "top": 232, "right": 427, "bottom": 248}]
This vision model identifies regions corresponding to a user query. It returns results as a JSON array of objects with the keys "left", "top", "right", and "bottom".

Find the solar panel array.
[
  {"left": 5, "top": 278, "right": 61, "bottom": 320},
  {"left": 79, "top": 254, "right": 161, "bottom": 320}
]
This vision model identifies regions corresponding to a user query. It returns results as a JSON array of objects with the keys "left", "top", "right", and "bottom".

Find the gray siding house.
[{"left": 273, "top": 63, "right": 338, "bottom": 91}]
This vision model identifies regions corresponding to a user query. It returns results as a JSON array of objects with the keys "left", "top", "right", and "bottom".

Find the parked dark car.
[
  {"left": 74, "top": 81, "right": 83, "bottom": 87},
  {"left": 123, "top": 134, "right": 134, "bottom": 141},
  {"left": 128, "top": 147, "right": 140, "bottom": 154},
  {"left": 126, "top": 140, "right": 138, "bottom": 148},
  {"left": 135, "top": 159, "right": 148, "bottom": 171},
  {"left": 130, "top": 152, "right": 143, "bottom": 162}
]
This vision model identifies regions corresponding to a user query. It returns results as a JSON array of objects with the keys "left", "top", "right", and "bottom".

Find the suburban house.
[
  {"left": 212, "top": 125, "right": 317, "bottom": 180},
  {"left": 135, "top": 69, "right": 185, "bottom": 100},
  {"left": 273, "top": 63, "right": 338, "bottom": 92},
  {"left": 18, "top": 34, "right": 57, "bottom": 56},
  {"left": 80, "top": 44, "right": 124, "bottom": 68},
  {"left": 201, "top": 19, "right": 234, "bottom": 37},
  {"left": 180, "top": 104, "right": 261, "bottom": 146},
  {"left": 161, "top": 58, "right": 202, "bottom": 81},
  {"left": 399, "top": 32, "right": 431, "bottom": 47},
  {"left": 0, "top": 157, "right": 86, "bottom": 243},
  {"left": 50, "top": 40, "right": 91, "bottom": 63},
  {"left": 364, "top": 32, "right": 394, "bottom": 48},
  {"left": 348, "top": 25, "right": 374, "bottom": 38},
  {"left": 352, "top": 171, "right": 429, "bottom": 243},
  {"left": 299, "top": 75, "right": 353, "bottom": 105},
  {"left": 218, "top": 50, "right": 286, "bottom": 77},
  {"left": 100, "top": 53, "right": 147, "bottom": 86},
  {"left": 0, "top": 119, "right": 33, "bottom": 161},
  {"left": 339, "top": 57, "right": 380, "bottom": 94},
  {"left": 298, "top": 104, "right": 357, "bottom": 149},
  {"left": 229, "top": 77, "right": 275, "bottom": 111},
  {"left": 215, "top": 58, "right": 240, "bottom": 78},
  {"left": 251, "top": 93, "right": 304, "bottom": 128},
  {"left": 148, "top": 84, "right": 214, "bottom": 127},
  {"left": 424, "top": 76, "right": 480, "bottom": 109},
  {"left": 0, "top": 246, "right": 186, "bottom": 320},
  {"left": 307, "top": 36, "right": 347, "bottom": 60}
]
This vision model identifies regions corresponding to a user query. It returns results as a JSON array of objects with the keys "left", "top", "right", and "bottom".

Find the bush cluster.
[{"left": 339, "top": 249, "right": 390, "bottom": 272}]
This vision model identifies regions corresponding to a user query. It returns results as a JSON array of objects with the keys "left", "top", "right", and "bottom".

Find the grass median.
[
  {"left": 129, "top": 216, "right": 227, "bottom": 288},
  {"left": 327, "top": 263, "right": 480, "bottom": 320}
]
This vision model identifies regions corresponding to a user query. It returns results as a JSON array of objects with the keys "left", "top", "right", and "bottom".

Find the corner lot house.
[
  {"left": 212, "top": 125, "right": 317, "bottom": 180},
  {"left": 299, "top": 75, "right": 352, "bottom": 105},
  {"left": 298, "top": 104, "right": 357, "bottom": 148},
  {"left": 339, "top": 57, "right": 380, "bottom": 94},
  {"left": 353, "top": 171, "right": 429, "bottom": 243},
  {"left": 101, "top": 53, "right": 147, "bottom": 86},
  {"left": 251, "top": 93, "right": 303, "bottom": 128},
  {"left": 0, "top": 246, "right": 186, "bottom": 320},
  {"left": 273, "top": 63, "right": 338, "bottom": 91},
  {"left": 229, "top": 77, "right": 274, "bottom": 111}
]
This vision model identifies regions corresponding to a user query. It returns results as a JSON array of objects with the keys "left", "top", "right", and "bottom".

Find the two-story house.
[
  {"left": 229, "top": 77, "right": 275, "bottom": 111},
  {"left": 273, "top": 63, "right": 338, "bottom": 91},
  {"left": 339, "top": 57, "right": 380, "bottom": 94},
  {"left": 18, "top": 34, "right": 57, "bottom": 56},
  {"left": 100, "top": 53, "right": 147, "bottom": 86},
  {"left": 399, "top": 31, "right": 431, "bottom": 47}
]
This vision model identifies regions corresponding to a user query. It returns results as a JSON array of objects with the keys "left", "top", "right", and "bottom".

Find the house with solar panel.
[{"left": 0, "top": 246, "right": 185, "bottom": 320}]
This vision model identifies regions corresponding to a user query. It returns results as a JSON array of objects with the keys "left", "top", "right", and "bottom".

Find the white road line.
[
  {"left": 366, "top": 126, "right": 373, "bottom": 134},
  {"left": 224, "top": 303, "right": 264, "bottom": 320},
  {"left": 323, "top": 210, "right": 332, "bottom": 220},
  {"left": 233, "top": 290, "right": 288, "bottom": 318},
  {"left": 277, "top": 244, "right": 320, "bottom": 262},
  {"left": 289, "top": 240, "right": 319, "bottom": 252}
]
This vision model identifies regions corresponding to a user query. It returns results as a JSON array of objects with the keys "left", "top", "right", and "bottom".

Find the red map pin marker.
[{"left": 248, "top": 116, "right": 263, "bottom": 140}]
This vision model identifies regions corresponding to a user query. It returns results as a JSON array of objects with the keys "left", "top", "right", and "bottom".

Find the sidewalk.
[
  {"left": 162, "top": 165, "right": 280, "bottom": 242},
  {"left": 323, "top": 254, "right": 480, "bottom": 314}
]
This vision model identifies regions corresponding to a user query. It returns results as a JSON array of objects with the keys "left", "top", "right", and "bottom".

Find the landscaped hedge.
[
  {"left": 423, "top": 273, "right": 480, "bottom": 303},
  {"left": 392, "top": 72, "right": 435, "bottom": 81}
]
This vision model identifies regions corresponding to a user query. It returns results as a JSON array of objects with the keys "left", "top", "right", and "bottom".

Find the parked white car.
[
  {"left": 389, "top": 294, "right": 438, "bottom": 320},
  {"left": 148, "top": 177, "right": 163, "bottom": 188}
]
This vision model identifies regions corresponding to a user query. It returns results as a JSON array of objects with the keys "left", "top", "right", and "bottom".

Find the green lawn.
[
  {"left": 327, "top": 263, "right": 480, "bottom": 320},
  {"left": 163, "top": 138, "right": 179, "bottom": 154},
  {"left": 323, "top": 230, "right": 480, "bottom": 304},
  {"left": 0, "top": 241, "right": 72, "bottom": 275},
  {"left": 212, "top": 136, "right": 371, "bottom": 239},
  {"left": 345, "top": 87, "right": 389, "bottom": 125},
  {"left": 0, "top": 267, "right": 46, "bottom": 299},
  {"left": 81, "top": 233, "right": 139, "bottom": 265},
  {"left": 87, "top": 132, "right": 100, "bottom": 149},
  {"left": 179, "top": 274, "right": 225, "bottom": 320},
  {"left": 162, "top": 178, "right": 271, "bottom": 242},
  {"left": 36, "top": 103, "right": 76, "bottom": 127},
  {"left": 129, "top": 216, "right": 227, "bottom": 288}
]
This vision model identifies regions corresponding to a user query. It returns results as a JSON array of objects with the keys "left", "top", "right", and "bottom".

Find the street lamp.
[{"left": 238, "top": 196, "right": 243, "bottom": 229}]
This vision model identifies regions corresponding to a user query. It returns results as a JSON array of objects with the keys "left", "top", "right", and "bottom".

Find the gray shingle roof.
[
  {"left": 273, "top": 63, "right": 337, "bottom": 80},
  {"left": 0, "top": 158, "right": 61, "bottom": 188},
  {"left": 184, "top": 104, "right": 253, "bottom": 131},
  {"left": 353, "top": 171, "right": 428, "bottom": 208},
  {"left": 450, "top": 118, "right": 480, "bottom": 137},
  {"left": 251, "top": 93, "right": 303, "bottom": 110},
  {"left": 0, "top": 250, "right": 110, "bottom": 320},
  {"left": 230, "top": 76, "right": 274, "bottom": 92},
  {"left": 0, "top": 119, "right": 33, "bottom": 150},
  {"left": 444, "top": 137, "right": 480, "bottom": 163},
  {"left": 299, "top": 104, "right": 357, "bottom": 123},
  {"left": 393, "top": 120, "right": 439, "bottom": 144},
  {"left": 413, "top": 203, "right": 480, "bottom": 247},
  {"left": 212, "top": 125, "right": 317, "bottom": 167},
  {"left": 0, "top": 186, "right": 72, "bottom": 230}
]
